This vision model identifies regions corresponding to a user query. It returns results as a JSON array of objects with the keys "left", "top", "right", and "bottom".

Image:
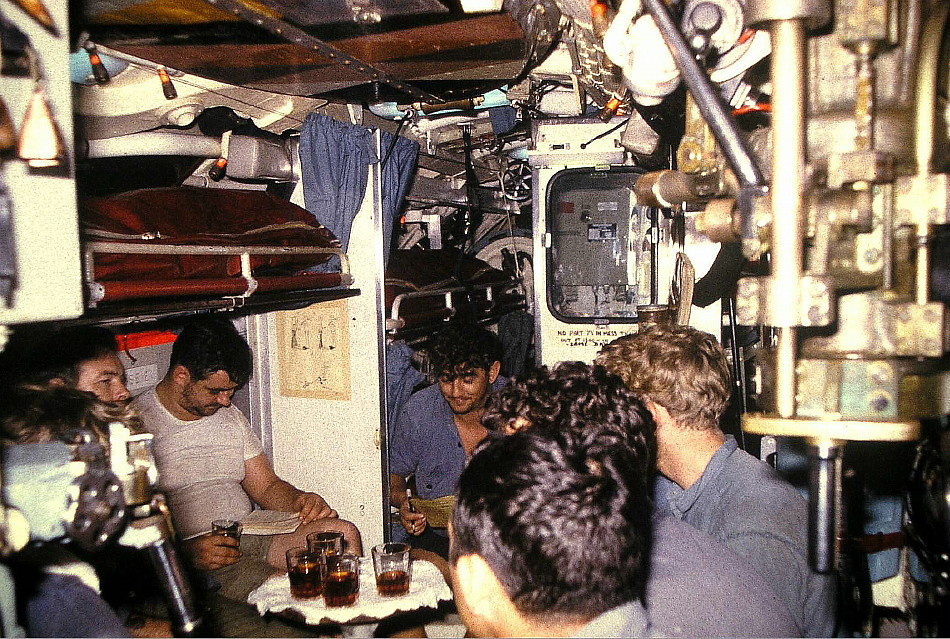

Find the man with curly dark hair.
[
  {"left": 134, "top": 317, "right": 361, "bottom": 637},
  {"left": 478, "top": 361, "right": 799, "bottom": 638},
  {"left": 389, "top": 319, "right": 505, "bottom": 558},
  {"left": 451, "top": 421, "right": 654, "bottom": 637}
]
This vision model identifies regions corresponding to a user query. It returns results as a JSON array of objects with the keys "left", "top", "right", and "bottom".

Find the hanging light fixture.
[
  {"left": 17, "top": 48, "right": 65, "bottom": 168},
  {"left": 17, "top": 84, "right": 65, "bottom": 167}
]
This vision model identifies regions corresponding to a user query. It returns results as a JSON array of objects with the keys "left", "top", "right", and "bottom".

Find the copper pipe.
[{"left": 92, "top": 273, "right": 343, "bottom": 302}]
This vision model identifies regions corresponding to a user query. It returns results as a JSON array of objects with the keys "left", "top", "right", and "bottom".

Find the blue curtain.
[
  {"left": 378, "top": 129, "right": 418, "bottom": 264},
  {"left": 298, "top": 113, "right": 418, "bottom": 269}
]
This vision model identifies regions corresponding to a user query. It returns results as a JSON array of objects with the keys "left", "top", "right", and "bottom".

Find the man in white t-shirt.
[{"left": 133, "top": 317, "right": 361, "bottom": 615}]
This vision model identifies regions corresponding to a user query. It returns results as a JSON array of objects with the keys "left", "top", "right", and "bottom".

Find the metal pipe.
[
  {"left": 913, "top": 1, "right": 949, "bottom": 176},
  {"left": 808, "top": 440, "right": 842, "bottom": 573},
  {"left": 911, "top": 3, "right": 950, "bottom": 306},
  {"left": 853, "top": 41, "right": 876, "bottom": 152},
  {"left": 769, "top": 18, "right": 807, "bottom": 417},
  {"left": 634, "top": 170, "right": 722, "bottom": 208},
  {"left": 84, "top": 132, "right": 221, "bottom": 159},
  {"left": 147, "top": 538, "right": 202, "bottom": 636},
  {"left": 727, "top": 297, "right": 747, "bottom": 414},
  {"left": 882, "top": 184, "right": 894, "bottom": 291},
  {"left": 650, "top": 211, "right": 659, "bottom": 304},
  {"left": 639, "top": 0, "right": 766, "bottom": 194},
  {"left": 898, "top": 0, "right": 923, "bottom": 104},
  {"left": 915, "top": 233, "right": 930, "bottom": 306}
]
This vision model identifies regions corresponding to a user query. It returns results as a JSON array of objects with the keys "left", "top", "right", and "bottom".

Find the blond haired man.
[{"left": 597, "top": 325, "right": 836, "bottom": 637}]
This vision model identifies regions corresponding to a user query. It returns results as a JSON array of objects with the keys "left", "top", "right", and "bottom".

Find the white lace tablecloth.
[{"left": 248, "top": 558, "right": 452, "bottom": 626}]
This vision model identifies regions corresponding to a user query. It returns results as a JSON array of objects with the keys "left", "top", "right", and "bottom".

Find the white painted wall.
[{"left": 251, "top": 158, "right": 387, "bottom": 549}]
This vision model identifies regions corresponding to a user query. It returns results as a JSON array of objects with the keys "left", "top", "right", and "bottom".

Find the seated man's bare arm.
[
  {"left": 241, "top": 453, "right": 337, "bottom": 523},
  {"left": 390, "top": 473, "right": 427, "bottom": 535}
]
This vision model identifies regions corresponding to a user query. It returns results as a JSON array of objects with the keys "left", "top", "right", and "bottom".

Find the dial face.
[{"left": 682, "top": 0, "right": 746, "bottom": 56}]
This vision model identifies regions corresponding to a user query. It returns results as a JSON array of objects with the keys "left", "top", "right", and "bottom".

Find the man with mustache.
[
  {"left": 134, "top": 316, "right": 360, "bottom": 636},
  {"left": 388, "top": 319, "right": 505, "bottom": 558}
]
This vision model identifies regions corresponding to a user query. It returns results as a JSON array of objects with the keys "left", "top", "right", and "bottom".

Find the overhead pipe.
[
  {"left": 82, "top": 132, "right": 222, "bottom": 159},
  {"left": 368, "top": 88, "right": 509, "bottom": 120},
  {"left": 638, "top": 0, "right": 767, "bottom": 246}
]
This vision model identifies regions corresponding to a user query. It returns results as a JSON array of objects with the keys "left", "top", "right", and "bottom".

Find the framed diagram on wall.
[{"left": 276, "top": 298, "right": 351, "bottom": 400}]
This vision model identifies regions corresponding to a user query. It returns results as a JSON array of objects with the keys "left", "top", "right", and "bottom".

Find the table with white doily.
[{"left": 248, "top": 557, "right": 453, "bottom": 637}]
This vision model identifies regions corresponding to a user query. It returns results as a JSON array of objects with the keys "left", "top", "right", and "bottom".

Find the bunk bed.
[
  {"left": 78, "top": 186, "right": 358, "bottom": 322},
  {"left": 384, "top": 247, "right": 528, "bottom": 344}
]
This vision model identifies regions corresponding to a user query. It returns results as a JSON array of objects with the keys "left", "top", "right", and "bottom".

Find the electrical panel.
[{"left": 547, "top": 168, "right": 648, "bottom": 320}]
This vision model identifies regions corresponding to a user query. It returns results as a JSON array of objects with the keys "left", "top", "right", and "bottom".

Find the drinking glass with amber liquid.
[
  {"left": 324, "top": 553, "right": 360, "bottom": 607},
  {"left": 211, "top": 519, "right": 242, "bottom": 541},
  {"left": 285, "top": 547, "right": 325, "bottom": 599},
  {"left": 307, "top": 531, "right": 344, "bottom": 557},
  {"left": 372, "top": 543, "right": 411, "bottom": 596}
]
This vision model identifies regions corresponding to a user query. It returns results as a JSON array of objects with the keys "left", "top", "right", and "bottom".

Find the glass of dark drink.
[
  {"left": 211, "top": 519, "right": 242, "bottom": 541},
  {"left": 285, "top": 547, "right": 325, "bottom": 599},
  {"left": 323, "top": 554, "right": 360, "bottom": 607},
  {"left": 307, "top": 531, "right": 345, "bottom": 557},
  {"left": 372, "top": 543, "right": 411, "bottom": 597}
]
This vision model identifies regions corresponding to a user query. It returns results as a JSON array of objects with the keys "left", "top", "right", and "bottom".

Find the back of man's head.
[
  {"left": 427, "top": 319, "right": 501, "bottom": 377},
  {"left": 596, "top": 324, "right": 732, "bottom": 430},
  {"left": 450, "top": 421, "right": 653, "bottom": 631},
  {"left": 169, "top": 317, "right": 252, "bottom": 386},
  {"left": 482, "top": 361, "right": 655, "bottom": 492}
]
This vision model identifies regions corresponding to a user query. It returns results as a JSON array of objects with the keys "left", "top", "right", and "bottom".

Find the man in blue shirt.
[
  {"left": 388, "top": 320, "right": 505, "bottom": 558},
  {"left": 598, "top": 325, "right": 837, "bottom": 637},
  {"left": 482, "top": 361, "right": 798, "bottom": 638}
]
